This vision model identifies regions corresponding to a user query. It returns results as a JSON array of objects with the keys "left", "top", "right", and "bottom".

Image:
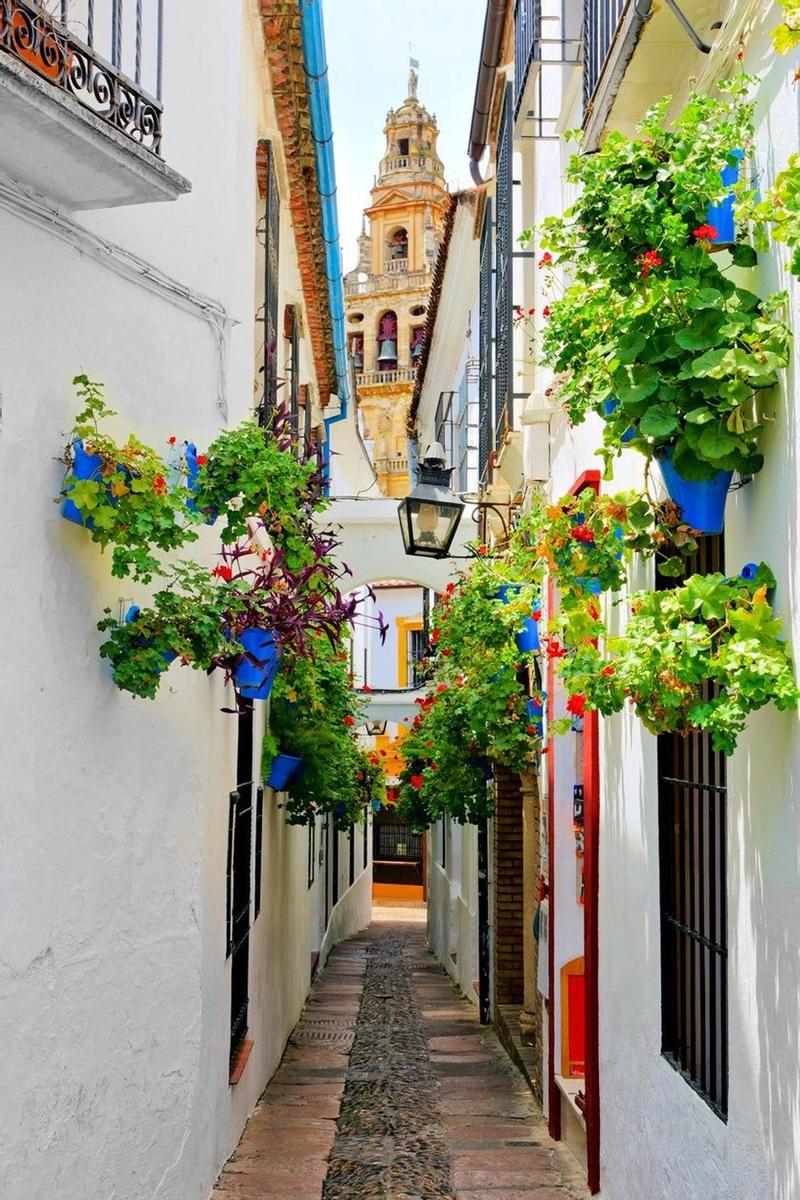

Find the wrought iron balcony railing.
[
  {"left": 0, "top": 0, "right": 164, "bottom": 156},
  {"left": 583, "top": 0, "right": 626, "bottom": 116},
  {"left": 514, "top": 0, "right": 541, "bottom": 116}
]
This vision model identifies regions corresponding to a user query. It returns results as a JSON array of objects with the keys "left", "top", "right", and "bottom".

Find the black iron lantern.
[
  {"left": 365, "top": 718, "right": 388, "bottom": 737},
  {"left": 397, "top": 442, "right": 465, "bottom": 559}
]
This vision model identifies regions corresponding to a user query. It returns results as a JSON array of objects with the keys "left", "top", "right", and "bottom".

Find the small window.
[
  {"left": 398, "top": 138, "right": 409, "bottom": 155},
  {"left": 410, "top": 304, "right": 426, "bottom": 317},
  {"left": 348, "top": 312, "right": 364, "bottom": 323}
]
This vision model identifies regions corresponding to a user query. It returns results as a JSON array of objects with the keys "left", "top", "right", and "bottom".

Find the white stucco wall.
[
  {"left": 513, "top": 4, "right": 800, "bottom": 1197},
  {"left": 0, "top": 5, "right": 372, "bottom": 1198},
  {"left": 427, "top": 823, "right": 479, "bottom": 1008}
]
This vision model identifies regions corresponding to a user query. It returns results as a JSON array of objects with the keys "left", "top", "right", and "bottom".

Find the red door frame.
[{"left": 546, "top": 470, "right": 601, "bottom": 1195}]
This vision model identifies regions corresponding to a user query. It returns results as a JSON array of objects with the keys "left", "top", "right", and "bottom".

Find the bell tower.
[{"left": 344, "top": 66, "right": 450, "bottom": 498}]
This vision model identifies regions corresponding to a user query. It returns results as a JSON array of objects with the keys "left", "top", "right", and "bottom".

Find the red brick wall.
[{"left": 493, "top": 765, "right": 524, "bottom": 1005}]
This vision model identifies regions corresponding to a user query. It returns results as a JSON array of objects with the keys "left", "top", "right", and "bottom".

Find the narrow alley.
[{"left": 212, "top": 909, "right": 588, "bottom": 1200}]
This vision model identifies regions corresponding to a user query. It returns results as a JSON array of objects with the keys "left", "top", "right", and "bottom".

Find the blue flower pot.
[
  {"left": 124, "top": 605, "right": 177, "bottom": 666},
  {"left": 182, "top": 442, "right": 217, "bottom": 525},
  {"left": 372, "top": 799, "right": 382, "bottom": 812},
  {"left": 740, "top": 562, "right": 758, "bottom": 582},
  {"left": 657, "top": 447, "right": 732, "bottom": 535},
  {"left": 705, "top": 149, "right": 743, "bottom": 246},
  {"left": 496, "top": 583, "right": 540, "bottom": 651},
  {"left": 266, "top": 753, "right": 303, "bottom": 791},
  {"left": 576, "top": 576, "right": 602, "bottom": 594},
  {"left": 62, "top": 437, "right": 103, "bottom": 527},
  {"left": 515, "top": 618, "right": 540, "bottom": 653},
  {"left": 232, "top": 628, "right": 281, "bottom": 699},
  {"left": 602, "top": 398, "right": 636, "bottom": 444},
  {"left": 527, "top": 695, "right": 545, "bottom": 735}
]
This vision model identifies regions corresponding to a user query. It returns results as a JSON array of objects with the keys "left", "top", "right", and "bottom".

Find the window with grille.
[
  {"left": 349, "top": 821, "right": 355, "bottom": 886},
  {"left": 256, "top": 139, "right": 280, "bottom": 425},
  {"left": 408, "top": 628, "right": 427, "bottom": 687},
  {"left": 494, "top": 84, "right": 513, "bottom": 448},
  {"left": 307, "top": 818, "right": 316, "bottom": 889},
  {"left": 657, "top": 536, "right": 728, "bottom": 1119},
  {"left": 227, "top": 699, "right": 255, "bottom": 1067}
]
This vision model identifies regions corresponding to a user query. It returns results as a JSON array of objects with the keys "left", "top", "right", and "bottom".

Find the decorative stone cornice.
[{"left": 259, "top": 1, "right": 337, "bottom": 403}]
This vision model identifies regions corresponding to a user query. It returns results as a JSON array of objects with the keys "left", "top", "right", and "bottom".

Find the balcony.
[
  {"left": 0, "top": 0, "right": 189, "bottom": 209},
  {"left": 356, "top": 368, "right": 417, "bottom": 387},
  {"left": 344, "top": 268, "right": 429, "bottom": 297},
  {"left": 514, "top": 0, "right": 541, "bottom": 117},
  {"left": 583, "top": 0, "right": 626, "bottom": 116},
  {"left": 386, "top": 257, "right": 408, "bottom": 274},
  {"left": 375, "top": 455, "right": 409, "bottom": 476}
]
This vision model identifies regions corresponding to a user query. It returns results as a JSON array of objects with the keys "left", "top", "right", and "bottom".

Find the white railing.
[
  {"left": 356, "top": 368, "right": 417, "bottom": 386},
  {"left": 344, "top": 269, "right": 429, "bottom": 297},
  {"left": 386, "top": 258, "right": 408, "bottom": 273}
]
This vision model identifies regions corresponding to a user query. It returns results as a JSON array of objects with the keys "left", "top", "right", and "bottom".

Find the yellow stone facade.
[{"left": 345, "top": 75, "right": 450, "bottom": 497}]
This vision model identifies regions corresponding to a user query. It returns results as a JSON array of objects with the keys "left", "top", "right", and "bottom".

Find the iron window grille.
[
  {"left": 285, "top": 305, "right": 300, "bottom": 443},
  {"left": 349, "top": 822, "right": 355, "bottom": 887},
  {"left": 373, "top": 819, "right": 422, "bottom": 863},
  {"left": 494, "top": 84, "right": 514, "bottom": 453},
  {"left": 434, "top": 379, "right": 479, "bottom": 496},
  {"left": 0, "top": 0, "right": 165, "bottom": 155},
  {"left": 307, "top": 819, "right": 316, "bottom": 889},
  {"left": 256, "top": 139, "right": 280, "bottom": 427},
  {"left": 254, "top": 785, "right": 264, "bottom": 919},
  {"left": 363, "top": 809, "right": 369, "bottom": 872},
  {"left": 478, "top": 198, "right": 494, "bottom": 483},
  {"left": 582, "top": 0, "right": 626, "bottom": 117},
  {"left": 657, "top": 535, "right": 728, "bottom": 1120},
  {"left": 408, "top": 627, "right": 427, "bottom": 688},
  {"left": 331, "top": 819, "right": 339, "bottom": 907},
  {"left": 227, "top": 699, "right": 255, "bottom": 1067}
]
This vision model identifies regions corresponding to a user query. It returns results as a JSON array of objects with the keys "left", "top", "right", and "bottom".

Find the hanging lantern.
[{"left": 397, "top": 442, "right": 465, "bottom": 559}]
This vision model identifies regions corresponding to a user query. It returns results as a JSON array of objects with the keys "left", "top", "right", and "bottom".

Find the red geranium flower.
[
  {"left": 362, "top": 684, "right": 372, "bottom": 692},
  {"left": 167, "top": 436, "right": 177, "bottom": 446},
  {"left": 343, "top": 715, "right": 355, "bottom": 727},
  {"left": 542, "top": 306, "right": 551, "bottom": 317},
  {"left": 211, "top": 563, "right": 233, "bottom": 582},
  {"left": 410, "top": 774, "right": 424, "bottom": 789},
  {"left": 153, "top": 475, "right": 167, "bottom": 495},
  {"left": 442, "top": 647, "right": 452, "bottom": 656},
  {"left": 566, "top": 693, "right": 586, "bottom": 717},
  {"left": 570, "top": 525, "right": 595, "bottom": 544},
  {"left": 538, "top": 251, "right": 553, "bottom": 267},
  {"left": 637, "top": 249, "right": 663, "bottom": 277},
  {"left": 588, "top": 603, "right": 600, "bottom": 620},
  {"left": 195, "top": 453, "right": 207, "bottom": 466},
  {"left": 478, "top": 545, "right": 488, "bottom": 557},
  {"left": 526, "top": 724, "right": 537, "bottom": 735},
  {"left": 446, "top": 582, "right": 456, "bottom": 594},
  {"left": 692, "top": 224, "right": 719, "bottom": 241},
  {"left": 436, "top": 683, "right": 448, "bottom": 693},
  {"left": 601, "top": 665, "right": 616, "bottom": 677},
  {"left": 532, "top": 609, "right": 542, "bottom": 621},
  {"left": 546, "top": 639, "right": 566, "bottom": 659}
]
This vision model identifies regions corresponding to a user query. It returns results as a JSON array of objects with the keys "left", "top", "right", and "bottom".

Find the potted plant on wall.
[
  {"left": 60, "top": 376, "right": 200, "bottom": 582},
  {"left": 554, "top": 564, "right": 800, "bottom": 754},
  {"left": 523, "top": 78, "right": 792, "bottom": 533}
]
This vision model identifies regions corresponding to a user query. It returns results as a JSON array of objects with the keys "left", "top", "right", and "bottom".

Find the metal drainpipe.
[{"left": 468, "top": 0, "right": 508, "bottom": 186}]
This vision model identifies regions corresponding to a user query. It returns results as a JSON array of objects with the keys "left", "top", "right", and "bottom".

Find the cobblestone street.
[{"left": 213, "top": 910, "right": 589, "bottom": 1200}]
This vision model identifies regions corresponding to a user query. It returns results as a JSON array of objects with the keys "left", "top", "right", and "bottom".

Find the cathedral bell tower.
[{"left": 344, "top": 65, "right": 450, "bottom": 498}]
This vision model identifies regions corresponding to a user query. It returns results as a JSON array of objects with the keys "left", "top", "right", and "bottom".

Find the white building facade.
[
  {"left": 420, "top": 1, "right": 800, "bottom": 1196},
  {"left": 0, "top": 4, "right": 371, "bottom": 1198}
]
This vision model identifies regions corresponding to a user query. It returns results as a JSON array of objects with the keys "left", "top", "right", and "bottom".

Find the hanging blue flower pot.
[
  {"left": 527, "top": 694, "right": 545, "bottom": 736},
  {"left": 124, "top": 605, "right": 177, "bottom": 666},
  {"left": 62, "top": 437, "right": 103, "bottom": 527},
  {"left": 372, "top": 798, "right": 382, "bottom": 813},
  {"left": 657, "top": 447, "right": 732, "bottom": 535},
  {"left": 266, "top": 753, "right": 304, "bottom": 791},
  {"left": 232, "top": 627, "right": 281, "bottom": 699},
  {"left": 496, "top": 583, "right": 540, "bottom": 651},
  {"left": 602, "top": 398, "right": 636, "bottom": 444},
  {"left": 515, "top": 617, "right": 540, "bottom": 653},
  {"left": 705, "top": 149, "right": 744, "bottom": 246},
  {"left": 182, "top": 442, "right": 217, "bottom": 525}
]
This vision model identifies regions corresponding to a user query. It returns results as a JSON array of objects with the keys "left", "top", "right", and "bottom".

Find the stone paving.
[{"left": 211, "top": 909, "right": 589, "bottom": 1200}]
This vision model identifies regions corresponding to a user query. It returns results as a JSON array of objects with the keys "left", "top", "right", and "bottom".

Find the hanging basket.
[
  {"left": 182, "top": 442, "right": 217, "bottom": 525},
  {"left": 266, "top": 753, "right": 304, "bottom": 791},
  {"left": 656, "top": 447, "right": 732, "bottom": 535},
  {"left": 495, "top": 583, "right": 540, "bottom": 652},
  {"left": 124, "top": 605, "right": 178, "bottom": 667},
  {"left": 232, "top": 628, "right": 281, "bottom": 700}
]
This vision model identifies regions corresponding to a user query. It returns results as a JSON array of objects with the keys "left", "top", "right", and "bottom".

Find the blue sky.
[{"left": 325, "top": 0, "right": 487, "bottom": 272}]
